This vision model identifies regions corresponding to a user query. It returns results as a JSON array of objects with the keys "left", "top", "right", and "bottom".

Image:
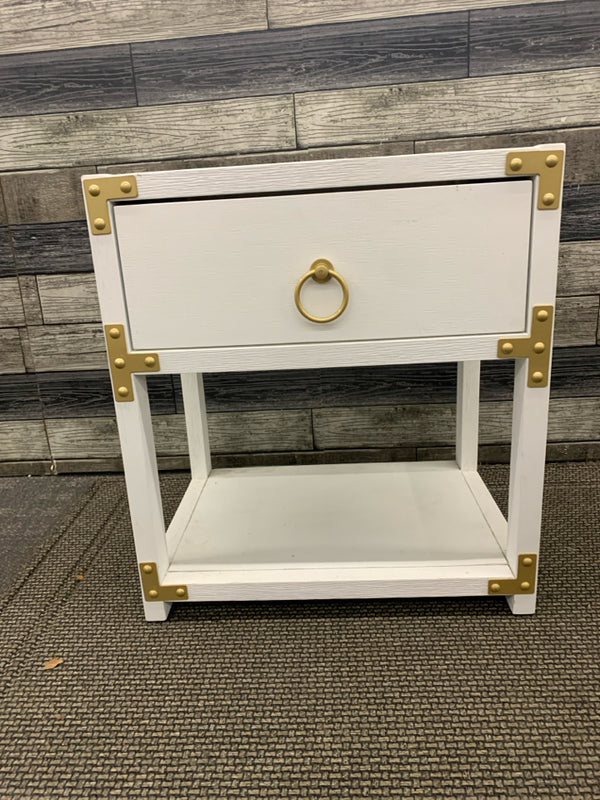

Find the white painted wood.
[
  {"left": 180, "top": 373, "right": 211, "bottom": 480},
  {"left": 456, "top": 361, "right": 480, "bottom": 470},
  {"left": 462, "top": 470, "right": 508, "bottom": 553},
  {"left": 115, "top": 181, "right": 532, "bottom": 351},
  {"left": 165, "top": 478, "right": 206, "bottom": 560}
]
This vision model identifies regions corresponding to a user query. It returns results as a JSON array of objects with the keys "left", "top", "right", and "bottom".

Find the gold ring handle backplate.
[{"left": 294, "top": 258, "right": 349, "bottom": 323}]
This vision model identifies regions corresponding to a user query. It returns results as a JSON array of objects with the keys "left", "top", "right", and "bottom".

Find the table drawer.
[{"left": 114, "top": 179, "right": 532, "bottom": 351}]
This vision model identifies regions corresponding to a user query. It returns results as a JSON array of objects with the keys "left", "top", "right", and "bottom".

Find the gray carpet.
[{"left": 0, "top": 463, "right": 599, "bottom": 799}]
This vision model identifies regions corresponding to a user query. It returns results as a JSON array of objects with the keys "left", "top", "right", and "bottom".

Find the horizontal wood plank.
[
  {"left": 27, "top": 323, "right": 106, "bottom": 372},
  {"left": 0, "top": 373, "right": 43, "bottom": 419},
  {"left": 0, "top": 227, "right": 14, "bottom": 278},
  {"left": 0, "top": 328, "right": 24, "bottom": 374},
  {"left": 10, "top": 223, "right": 93, "bottom": 275},
  {"left": 470, "top": 1, "right": 600, "bottom": 77},
  {"left": 0, "top": 419, "right": 50, "bottom": 460},
  {"left": 268, "top": 0, "right": 567, "bottom": 28},
  {"left": 46, "top": 410, "right": 313, "bottom": 459},
  {"left": 561, "top": 184, "right": 600, "bottom": 241},
  {"left": 0, "top": 0, "right": 267, "bottom": 55},
  {"left": 0, "top": 277, "right": 25, "bottom": 327},
  {"left": 0, "top": 46, "right": 136, "bottom": 117},
  {"left": 414, "top": 126, "right": 600, "bottom": 184},
  {"left": 554, "top": 296, "right": 599, "bottom": 347},
  {"left": 0, "top": 95, "right": 295, "bottom": 170},
  {"left": 17, "top": 276, "right": 43, "bottom": 325},
  {"left": 37, "top": 274, "right": 100, "bottom": 324},
  {"left": 295, "top": 67, "right": 600, "bottom": 147},
  {"left": 418, "top": 441, "right": 600, "bottom": 465},
  {"left": 558, "top": 242, "right": 600, "bottom": 295},
  {"left": 132, "top": 14, "right": 467, "bottom": 106},
  {"left": 1, "top": 166, "right": 96, "bottom": 225}
]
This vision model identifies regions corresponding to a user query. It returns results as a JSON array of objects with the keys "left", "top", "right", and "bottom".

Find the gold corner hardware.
[
  {"left": 104, "top": 324, "right": 159, "bottom": 402},
  {"left": 83, "top": 175, "right": 138, "bottom": 235},
  {"left": 140, "top": 562, "right": 188, "bottom": 602},
  {"left": 505, "top": 149, "right": 564, "bottom": 210},
  {"left": 498, "top": 305, "right": 553, "bottom": 387},
  {"left": 489, "top": 554, "right": 537, "bottom": 596},
  {"left": 294, "top": 258, "right": 349, "bottom": 323}
]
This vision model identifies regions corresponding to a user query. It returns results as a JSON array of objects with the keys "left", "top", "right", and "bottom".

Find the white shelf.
[{"left": 164, "top": 462, "right": 510, "bottom": 601}]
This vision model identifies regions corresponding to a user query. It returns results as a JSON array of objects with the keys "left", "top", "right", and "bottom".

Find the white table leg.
[
  {"left": 456, "top": 361, "right": 481, "bottom": 471},
  {"left": 181, "top": 373, "right": 211, "bottom": 480}
]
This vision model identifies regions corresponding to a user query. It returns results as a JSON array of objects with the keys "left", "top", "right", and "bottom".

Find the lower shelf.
[{"left": 162, "top": 461, "right": 513, "bottom": 602}]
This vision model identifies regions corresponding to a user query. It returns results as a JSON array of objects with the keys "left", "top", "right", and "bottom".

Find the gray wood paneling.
[
  {"left": 0, "top": 420, "right": 50, "bottom": 460},
  {"left": 0, "top": 0, "right": 268, "bottom": 55},
  {"left": 0, "top": 95, "right": 296, "bottom": 170},
  {"left": 418, "top": 441, "right": 600, "bottom": 465},
  {"left": 295, "top": 67, "right": 600, "bottom": 147},
  {"left": 10, "top": 223, "right": 93, "bottom": 275},
  {"left": 470, "top": 1, "right": 600, "bottom": 77},
  {"left": 558, "top": 242, "right": 600, "bottom": 296},
  {"left": 414, "top": 126, "right": 600, "bottom": 184},
  {"left": 561, "top": 184, "right": 600, "bottom": 241},
  {"left": 0, "top": 328, "right": 24, "bottom": 374},
  {"left": 133, "top": 15, "right": 467, "bottom": 106},
  {"left": 46, "top": 410, "right": 313, "bottom": 459},
  {"left": 0, "top": 46, "right": 136, "bottom": 117},
  {"left": 18, "top": 327, "right": 34, "bottom": 372},
  {"left": 37, "top": 274, "right": 100, "bottom": 324},
  {"left": 268, "top": 0, "right": 567, "bottom": 28},
  {"left": 0, "top": 374, "right": 43, "bottom": 419},
  {"left": 27, "top": 323, "right": 106, "bottom": 372},
  {"left": 555, "top": 296, "right": 599, "bottom": 347},
  {"left": 0, "top": 277, "right": 25, "bottom": 327},
  {"left": 18, "top": 276, "right": 43, "bottom": 325},
  {"left": 0, "top": 227, "right": 14, "bottom": 278},
  {"left": 1, "top": 166, "right": 96, "bottom": 225}
]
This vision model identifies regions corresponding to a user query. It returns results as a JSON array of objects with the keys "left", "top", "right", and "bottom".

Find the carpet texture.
[{"left": 0, "top": 463, "right": 599, "bottom": 799}]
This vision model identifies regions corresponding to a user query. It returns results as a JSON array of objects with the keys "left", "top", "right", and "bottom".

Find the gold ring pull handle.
[{"left": 294, "top": 258, "right": 349, "bottom": 323}]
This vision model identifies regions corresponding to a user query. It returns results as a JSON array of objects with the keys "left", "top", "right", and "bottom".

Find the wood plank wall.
[{"left": 1, "top": 0, "right": 599, "bottom": 474}]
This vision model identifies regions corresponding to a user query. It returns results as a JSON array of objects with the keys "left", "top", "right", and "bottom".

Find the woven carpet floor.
[{"left": 0, "top": 463, "right": 599, "bottom": 799}]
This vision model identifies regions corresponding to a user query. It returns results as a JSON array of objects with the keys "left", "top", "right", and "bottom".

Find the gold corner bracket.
[
  {"left": 505, "top": 149, "right": 564, "bottom": 210},
  {"left": 83, "top": 175, "right": 138, "bottom": 235},
  {"left": 140, "top": 563, "right": 188, "bottom": 602},
  {"left": 489, "top": 554, "right": 537, "bottom": 596},
  {"left": 498, "top": 305, "right": 554, "bottom": 388},
  {"left": 104, "top": 324, "right": 159, "bottom": 402}
]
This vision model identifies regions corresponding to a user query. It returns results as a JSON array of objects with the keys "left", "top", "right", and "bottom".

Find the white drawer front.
[{"left": 114, "top": 180, "right": 532, "bottom": 351}]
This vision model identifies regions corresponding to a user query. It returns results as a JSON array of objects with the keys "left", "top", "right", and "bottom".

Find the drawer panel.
[{"left": 114, "top": 180, "right": 532, "bottom": 351}]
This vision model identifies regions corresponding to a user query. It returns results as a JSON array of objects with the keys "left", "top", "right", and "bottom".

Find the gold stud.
[
  {"left": 114, "top": 357, "right": 126, "bottom": 369},
  {"left": 120, "top": 180, "right": 132, "bottom": 194},
  {"left": 520, "top": 581, "right": 531, "bottom": 591},
  {"left": 501, "top": 342, "right": 514, "bottom": 355},
  {"left": 176, "top": 588, "right": 186, "bottom": 597},
  {"left": 144, "top": 356, "right": 156, "bottom": 368},
  {"left": 108, "top": 327, "right": 121, "bottom": 339},
  {"left": 117, "top": 386, "right": 130, "bottom": 397},
  {"left": 142, "top": 564, "right": 153, "bottom": 574},
  {"left": 531, "top": 371, "right": 544, "bottom": 383},
  {"left": 542, "top": 193, "right": 555, "bottom": 206},
  {"left": 545, "top": 154, "right": 559, "bottom": 168},
  {"left": 490, "top": 583, "right": 501, "bottom": 593},
  {"left": 522, "top": 557, "right": 533, "bottom": 567},
  {"left": 533, "top": 341, "right": 545, "bottom": 354},
  {"left": 510, "top": 157, "right": 523, "bottom": 171},
  {"left": 149, "top": 589, "right": 159, "bottom": 599},
  {"left": 93, "top": 217, "right": 106, "bottom": 230},
  {"left": 88, "top": 184, "right": 101, "bottom": 196},
  {"left": 536, "top": 309, "right": 549, "bottom": 322}
]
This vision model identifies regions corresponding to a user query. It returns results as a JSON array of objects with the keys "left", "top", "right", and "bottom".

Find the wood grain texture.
[
  {"left": 27, "top": 323, "right": 106, "bottom": 372},
  {"left": 415, "top": 126, "right": 600, "bottom": 184},
  {"left": 0, "top": 227, "right": 14, "bottom": 278},
  {"left": 0, "top": 0, "right": 267, "bottom": 55},
  {"left": 0, "top": 419, "right": 50, "bottom": 460},
  {"left": 0, "top": 328, "right": 24, "bottom": 374},
  {"left": 0, "top": 373, "right": 43, "bottom": 419},
  {"left": 470, "top": 1, "right": 600, "bottom": 77},
  {"left": 0, "top": 46, "right": 136, "bottom": 117},
  {"left": 555, "top": 296, "right": 599, "bottom": 347},
  {"left": 1, "top": 166, "right": 96, "bottom": 225},
  {"left": 295, "top": 67, "right": 600, "bottom": 147},
  {"left": 0, "top": 95, "right": 295, "bottom": 170},
  {"left": 0, "top": 277, "right": 25, "bottom": 327},
  {"left": 17, "top": 276, "right": 43, "bottom": 325},
  {"left": 314, "top": 397, "right": 600, "bottom": 450},
  {"left": 268, "top": 0, "right": 567, "bottom": 28},
  {"left": 46, "top": 410, "right": 313, "bottom": 459},
  {"left": 558, "top": 242, "right": 600, "bottom": 295},
  {"left": 419, "top": 441, "right": 600, "bottom": 465},
  {"left": 37, "top": 274, "right": 100, "bottom": 324},
  {"left": 10, "top": 223, "right": 93, "bottom": 275},
  {"left": 132, "top": 14, "right": 467, "bottom": 105},
  {"left": 561, "top": 184, "right": 600, "bottom": 241},
  {"left": 37, "top": 371, "right": 176, "bottom": 418}
]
